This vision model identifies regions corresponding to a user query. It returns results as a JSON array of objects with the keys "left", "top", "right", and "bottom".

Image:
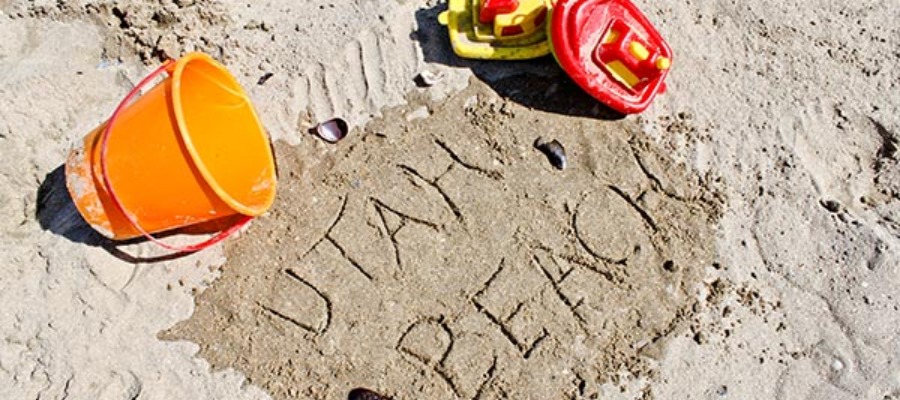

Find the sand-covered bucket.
[{"left": 65, "top": 52, "right": 276, "bottom": 251}]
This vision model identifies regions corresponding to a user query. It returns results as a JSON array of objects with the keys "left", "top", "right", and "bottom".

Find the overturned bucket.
[{"left": 65, "top": 52, "right": 277, "bottom": 249}]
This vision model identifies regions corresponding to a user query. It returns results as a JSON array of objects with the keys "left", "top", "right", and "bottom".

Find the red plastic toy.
[
  {"left": 549, "top": 0, "right": 672, "bottom": 114},
  {"left": 479, "top": 0, "right": 520, "bottom": 24}
]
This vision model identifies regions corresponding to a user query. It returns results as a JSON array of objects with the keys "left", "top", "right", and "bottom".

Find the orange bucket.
[{"left": 65, "top": 53, "right": 277, "bottom": 250}]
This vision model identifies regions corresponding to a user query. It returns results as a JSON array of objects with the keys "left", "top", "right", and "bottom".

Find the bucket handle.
[{"left": 99, "top": 59, "right": 253, "bottom": 254}]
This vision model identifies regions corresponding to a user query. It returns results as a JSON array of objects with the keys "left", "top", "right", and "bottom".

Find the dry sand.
[{"left": 1, "top": 0, "right": 899, "bottom": 399}]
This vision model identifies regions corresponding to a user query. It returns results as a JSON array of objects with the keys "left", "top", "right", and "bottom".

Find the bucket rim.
[{"left": 170, "top": 52, "right": 276, "bottom": 217}]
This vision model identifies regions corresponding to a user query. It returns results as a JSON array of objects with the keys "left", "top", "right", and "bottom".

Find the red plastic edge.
[{"left": 550, "top": 0, "right": 673, "bottom": 114}]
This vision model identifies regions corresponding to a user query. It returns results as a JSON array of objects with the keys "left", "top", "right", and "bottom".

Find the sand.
[
  {"left": 163, "top": 81, "right": 721, "bottom": 399},
  {"left": 1, "top": 0, "right": 899, "bottom": 399}
]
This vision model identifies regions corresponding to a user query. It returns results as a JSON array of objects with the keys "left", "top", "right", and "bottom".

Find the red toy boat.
[{"left": 549, "top": 0, "right": 672, "bottom": 114}]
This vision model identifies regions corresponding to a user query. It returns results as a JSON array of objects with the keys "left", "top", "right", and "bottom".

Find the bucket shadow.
[
  {"left": 37, "top": 165, "right": 239, "bottom": 264},
  {"left": 412, "top": 3, "right": 626, "bottom": 121},
  {"left": 37, "top": 165, "right": 106, "bottom": 246}
]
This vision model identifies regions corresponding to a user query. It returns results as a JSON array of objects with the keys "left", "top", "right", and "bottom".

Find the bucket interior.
[{"left": 174, "top": 55, "right": 276, "bottom": 216}]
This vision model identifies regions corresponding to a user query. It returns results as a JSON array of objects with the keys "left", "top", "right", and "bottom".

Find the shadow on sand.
[{"left": 36, "top": 165, "right": 239, "bottom": 263}]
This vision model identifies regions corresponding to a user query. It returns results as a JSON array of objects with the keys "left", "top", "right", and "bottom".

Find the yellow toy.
[{"left": 438, "top": 0, "right": 555, "bottom": 60}]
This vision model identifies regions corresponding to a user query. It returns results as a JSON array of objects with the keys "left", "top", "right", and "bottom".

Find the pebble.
[
  {"left": 405, "top": 106, "right": 430, "bottom": 121},
  {"left": 831, "top": 358, "right": 845, "bottom": 371},
  {"left": 716, "top": 385, "right": 728, "bottom": 397},
  {"left": 415, "top": 70, "right": 443, "bottom": 87},
  {"left": 257, "top": 72, "right": 274, "bottom": 85}
]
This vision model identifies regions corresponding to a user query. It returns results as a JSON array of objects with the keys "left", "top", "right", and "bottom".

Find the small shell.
[
  {"left": 348, "top": 388, "right": 390, "bottom": 400},
  {"left": 534, "top": 137, "right": 567, "bottom": 170},
  {"left": 313, "top": 118, "right": 349, "bottom": 143},
  {"left": 414, "top": 70, "right": 444, "bottom": 87}
]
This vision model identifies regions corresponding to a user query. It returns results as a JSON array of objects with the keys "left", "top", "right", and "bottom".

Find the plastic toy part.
[
  {"left": 491, "top": 0, "right": 548, "bottom": 40},
  {"left": 480, "top": 0, "right": 519, "bottom": 24},
  {"left": 438, "top": 0, "right": 552, "bottom": 60},
  {"left": 595, "top": 20, "right": 670, "bottom": 91},
  {"left": 549, "top": 0, "right": 672, "bottom": 114}
]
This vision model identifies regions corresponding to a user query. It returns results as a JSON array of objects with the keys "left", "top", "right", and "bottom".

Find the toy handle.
[{"left": 99, "top": 59, "right": 253, "bottom": 254}]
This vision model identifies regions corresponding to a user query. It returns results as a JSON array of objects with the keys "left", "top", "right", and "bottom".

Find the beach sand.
[{"left": 1, "top": 0, "right": 898, "bottom": 399}]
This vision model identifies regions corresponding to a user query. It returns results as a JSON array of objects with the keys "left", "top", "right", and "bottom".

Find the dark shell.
[
  {"left": 256, "top": 72, "right": 274, "bottom": 85},
  {"left": 534, "top": 137, "right": 567, "bottom": 170},
  {"left": 313, "top": 118, "right": 349, "bottom": 143},
  {"left": 348, "top": 388, "right": 391, "bottom": 400}
]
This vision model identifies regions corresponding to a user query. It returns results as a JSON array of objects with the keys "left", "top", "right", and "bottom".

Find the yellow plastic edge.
[
  {"left": 170, "top": 52, "right": 277, "bottom": 217},
  {"left": 444, "top": 0, "right": 550, "bottom": 60}
]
